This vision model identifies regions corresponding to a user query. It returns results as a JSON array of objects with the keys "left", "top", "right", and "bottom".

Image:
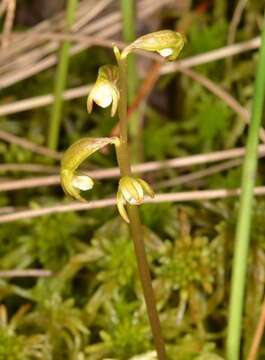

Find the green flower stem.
[
  {"left": 120, "top": 0, "right": 141, "bottom": 162},
  {"left": 48, "top": 0, "right": 78, "bottom": 150},
  {"left": 120, "top": 0, "right": 137, "bottom": 102},
  {"left": 116, "top": 57, "right": 166, "bottom": 360},
  {"left": 226, "top": 13, "right": 265, "bottom": 360}
]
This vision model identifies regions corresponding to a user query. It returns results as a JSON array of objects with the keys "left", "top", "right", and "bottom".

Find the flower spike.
[
  {"left": 117, "top": 176, "right": 155, "bottom": 223},
  {"left": 122, "top": 30, "right": 185, "bottom": 61},
  {"left": 60, "top": 137, "right": 119, "bottom": 201},
  {"left": 87, "top": 65, "right": 120, "bottom": 117}
]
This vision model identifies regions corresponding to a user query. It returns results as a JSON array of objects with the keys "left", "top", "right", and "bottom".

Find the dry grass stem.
[
  {"left": 227, "top": 0, "right": 248, "bottom": 72},
  {"left": 179, "top": 67, "right": 265, "bottom": 143},
  {"left": 1, "top": 145, "right": 265, "bottom": 192},
  {"left": 156, "top": 158, "right": 244, "bottom": 189},
  {"left": 0, "top": 85, "right": 91, "bottom": 116},
  {"left": 1, "top": 0, "right": 16, "bottom": 48},
  {"left": 0, "top": 36, "right": 259, "bottom": 123},
  {"left": 0, "top": 269, "right": 53, "bottom": 278},
  {"left": 0, "top": 163, "right": 59, "bottom": 173},
  {"left": 0, "top": 0, "right": 173, "bottom": 88},
  {"left": 161, "top": 36, "right": 261, "bottom": 74},
  {"left": 247, "top": 296, "right": 265, "bottom": 360},
  {"left": 0, "top": 129, "right": 62, "bottom": 160},
  {"left": 1, "top": 187, "right": 265, "bottom": 223}
]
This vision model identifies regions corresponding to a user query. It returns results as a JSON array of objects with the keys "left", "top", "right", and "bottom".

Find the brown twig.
[
  {"left": 247, "top": 296, "right": 265, "bottom": 360},
  {"left": 1, "top": 186, "right": 265, "bottom": 223},
  {"left": 0, "top": 85, "right": 91, "bottom": 116},
  {"left": 0, "top": 0, "right": 173, "bottom": 88},
  {"left": 1, "top": 145, "right": 265, "bottom": 192},
  {"left": 227, "top": 0, "right": 248, "bottom": 73},
  {"left": 111, "top": 61, "right": 162, "bottom": 136},
  {"left": 0, "top": 35, "right": 260, "bottom": 117},
  {"left": 155, "top": 158, "right": 244, "bottom": 189},
  {"left": 0, "top": 129, "right": 62, "bottom": 160},
  {"left": 0, "top": 163, "right": 59, "bottom": 173},
  {"left": 0, "top": 175, "right": 60, "bottom": 192},
  {"left": 1, "top": 0, "right": 16, "bottom": 48},
  {"left": 161, "top": 36, "right": 261, "bottom": 75},
  {"left": 178, "top": 67, "right": 265, "bottom": 143},
  {"left": 0, "top": 269, "right": 53, "bottom": 278}
]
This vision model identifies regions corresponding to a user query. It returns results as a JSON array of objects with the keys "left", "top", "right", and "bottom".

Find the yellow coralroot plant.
[{"left": 60, "top": 30, "right": 185, "bottom": 360}]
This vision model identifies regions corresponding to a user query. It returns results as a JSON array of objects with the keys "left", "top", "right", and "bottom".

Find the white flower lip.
[
  {"left": 121, "top": 180, "right": 144, "bottom": 204},
  {"left": 117, "top": 176, "right": 155, "bottom": 222},
  {"left": 72, "top": 175, "right": 94, "bottom": 191},
  {"left": 158, "top": 47, "right": 173, "bottom": 57},
  {"left": 93, "top": 84, "right": 113, "bottom": 108}
]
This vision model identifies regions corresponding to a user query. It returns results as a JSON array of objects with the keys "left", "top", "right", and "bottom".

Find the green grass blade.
[
  {"left": 48, "top": 0, "right": 78, "bottom": 151},
  {"left": 226, "top": 13, "right": 265, "bottom": 360}
]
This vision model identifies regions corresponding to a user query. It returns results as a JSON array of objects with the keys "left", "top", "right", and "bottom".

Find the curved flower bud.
[
  {"left": 87, "top": 65, "right": 120, "bottom": 117},
  {"left": 122, "top": 30, "right": 185, "bottom": 61},
  {"left": 60, "top": 137, "right": 119, "bottom": 201},
  {"left": 117, "top": 176, "right": 155, "bottom": 223}
]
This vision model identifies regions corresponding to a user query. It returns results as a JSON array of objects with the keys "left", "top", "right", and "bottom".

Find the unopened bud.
[{"left": 122, "top": 30, "right": 185, "bottom": 61}]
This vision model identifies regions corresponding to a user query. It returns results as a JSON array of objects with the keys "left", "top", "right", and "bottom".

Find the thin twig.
[
  {"left": 0, "top": 0, "right": 173, "bottom": 88},
  {"left": 227, "top": 0, "right": 248, "bottom": 73},
  {"left": 0, "top": 0, "right": 115, "bottom": 66},
  {"left": 161, "top": 36, "right": 261, "bottom": 74},
  {"left": 0, "top": 36, "right": 260, "bottom": 118},
  {"left": 155, "top": 158, "right": 244, "bottom": 189},
  {"left": 247, "top": 296, "right": 265, "bottom": 360},
  {"left": 0, "top": 163, "right": 59, "bottom": 173},
  {"left": 1, "top": 0, "right": 16, "bottom": 48},
  {"left": 178, "top": 67, "right": 265, "bottom": 143},
  {"left": 0, "top": 129, "right": 62, "bottom": 160},
  {"left": 0, "top": 85, "right": 91, "bottom": 116},
  {"left": 0, "top": 175, "right": 60, "bottom": 192},
  {"left": 1, "top": 145, "right": 265, "bottom": 192},
  {"left": 0, "top": 269, "right": 53, "bottom": 278},
  {"left": 1, "top": 187, "right": 265, "bottom": 223}
]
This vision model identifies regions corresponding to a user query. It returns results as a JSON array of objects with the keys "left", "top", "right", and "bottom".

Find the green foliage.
[
  {"left": 0, "top": 305, "right": 50, "bottom": 360},
  {"left": 190, "top": 91, "right": 232, "bottom": 151},
  {"left": 29, "top": 213, "right": 83, "bottom": 270},
  {"left": 187, "top": 19, "right": 227, "bottom": 76},
  {"left": 157, "top": 235, "right": 217, "bottom": 293},
  {"left": 90, "top": 219, "right": 137, "bottom": 287},
  {"left": 98, "top": 299, "right": 150, "bottom": 359}
]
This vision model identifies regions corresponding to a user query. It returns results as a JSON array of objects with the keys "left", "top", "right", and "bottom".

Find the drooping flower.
[
  {"left": 122, "top": 30, "right": 185, "bottom": 60},
  {"left": 87, "top": 65, "right": 120, "bottom": 117},
  {"left": 60, "top": 137, "right": 119, "bottom": 201},
  {"left": 117, "top": 176, "right": 155, "bottom": 223}
]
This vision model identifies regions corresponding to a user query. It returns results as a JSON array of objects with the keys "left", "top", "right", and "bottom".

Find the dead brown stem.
[
  {"left": 247, "top": 296, "right": 265, "bottom": 360},
  {"left": 1, "top": 187, "right": 265, "bottom": 223},
  {"left": 1, "top": 145, "right": 265, "bottom": 192}
]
